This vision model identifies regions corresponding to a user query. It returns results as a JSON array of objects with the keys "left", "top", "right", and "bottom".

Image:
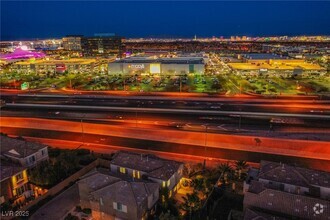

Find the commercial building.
[
  {"left": 9, "top": 58, "right": 105, "bottom": 74},
  {"left": 62, "top": 35, "right": 83, "bottom": 51},
  {"left": 81, "top": 34, "right": 125, "bottom": 57},
  {"left": 78, "top": 169, "right": 159, "bottom": 220},
  {"left": 0, "top": 135, "right": 49, "bottom": 168},
  {"left": 0, "top": 47, "right": 46, "bottom": 60},
  {"left": 243, "top": 160, "right": 330, "bottom": 219},
  {"left": 108, "top": 57, "right": 205, "bottom": 75}
]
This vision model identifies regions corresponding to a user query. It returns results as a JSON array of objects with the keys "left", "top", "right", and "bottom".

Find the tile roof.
[
  {"left": 111, "top": 151, "right": 182, "bottom": 180},
  {"left": 0, "top": 160, "right": 25, "bottom": 181},
  {"left": 92, "top": 181, "right": 158, "bottom": 207},
  {"left": 244, "top": 208, "right": 289, "bottom": 220},
  {"left": 0, "top": 135, "right": 47, "bottom": 158},
  {"left": 78, "top": 169, "right": 120, "bottom": 191},
  {"left": 258, "top": 161, "right": 330, "bottom": 189},
  {"left": 79, "top": 169, "right": 159, "bottom": 217},
  {"left": 244, "top": 181, "right": 330, "bottom": 220}
]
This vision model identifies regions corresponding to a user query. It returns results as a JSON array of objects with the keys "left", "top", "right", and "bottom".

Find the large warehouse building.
[{"left": 108, "top": 57, "right": 205, "bottom": 75}]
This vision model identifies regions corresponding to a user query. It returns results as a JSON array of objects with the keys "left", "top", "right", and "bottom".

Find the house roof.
[
  {"left": 0, "top": 160, "right": 25, "bottom": 181},
  {"left": 91, "top": 181, "right": 158, "bottom": 207},
  {"left": 0, "top": 135, "right": 47, "bottom": 159},
  {"left": 244, "top": 208, "right": 289, "bottom": 220},
  {"left": 111, "top": 151, "right": 182, "bottom": 180},
  {"left": 114, "top": 57, "right": 204, "bottom": 64},
  {"left": 78, "top": 169, "right": 121, "bottom": 191},
  {"left": 245, "top": 181, "right": 330, "bottom": 220},
  {"left": 79, "top": 169, "right": 159, "bottom": 215},
  {"left": 258, "top": 161, "right": 330, "bottom": 189}
]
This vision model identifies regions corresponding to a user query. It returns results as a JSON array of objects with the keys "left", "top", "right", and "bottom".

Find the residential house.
[
  {"left": 0, "top": 160, "right": 31, "bottom": 206},
  {"left": 0, "top": 135, "right": 49, "bottom": 168},
  {"left": 244, "top": 160, "right": 330, "bottom": 200},
  {"left": 78, "top": 169, "right": 159, "bottom": 220},
  {"left": 109, "top": 151, "right": 183, "bottom": 197},
  {"left": 243, "top": 161, "right": 330, "bottom": 220}
]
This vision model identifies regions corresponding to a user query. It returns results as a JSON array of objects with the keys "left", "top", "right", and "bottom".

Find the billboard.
[
  {"left": 56, "top": 64, "right": 66, "bottom": 73},
  {"left": 150, "top": 63, "right": 161, "bottom": 74}
]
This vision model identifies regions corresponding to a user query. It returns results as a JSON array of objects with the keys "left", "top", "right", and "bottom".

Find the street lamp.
[
  {"left": 238, "top": 107, "right": 242, "bottom": 132},
  {"left": 203, "top": 124, "right": 208, "bottom": 169},
  {"left": 80, "top": 114, "right": 86, "bottom": 147}
]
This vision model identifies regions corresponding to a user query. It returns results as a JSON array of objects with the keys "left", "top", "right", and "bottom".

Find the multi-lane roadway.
[{"left": 1, "top": 92, "right": 330, "bottom": 170}]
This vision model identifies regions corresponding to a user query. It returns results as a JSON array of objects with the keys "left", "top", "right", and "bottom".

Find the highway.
[
  {"left": 1, "top": 93, "right": 329, "bottom": 171},
  {"left": 1, "top": 117, "right": 329, "bottom": 171}
]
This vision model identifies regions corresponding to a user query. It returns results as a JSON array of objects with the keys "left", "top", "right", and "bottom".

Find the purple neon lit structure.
[{"left": 0, "top": 48, "right": 46, "bottom": 60}]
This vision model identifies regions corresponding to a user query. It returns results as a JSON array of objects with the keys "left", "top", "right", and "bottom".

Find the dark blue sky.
[{"left": 1, "top": 1, "right": 330, "bottom": 40}]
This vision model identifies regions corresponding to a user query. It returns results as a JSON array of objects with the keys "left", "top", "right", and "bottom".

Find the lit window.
[
  {"left": 133, "top": 170, "right": 141, "bottom": 179},
  {"left": 167, "top": 180, "right": 171, "bottom": 187},
  {"left": 162, "top": 181, "right": 166, "bottom": 188},
  {"left": 119, "top": 167, "right": 126, "bottom": 174},
  {"left": 16, "top": 185, "right": 25, "bottom": 196},
  {"left": 16, "top": 173, "right": 23, "bottom": 182}
]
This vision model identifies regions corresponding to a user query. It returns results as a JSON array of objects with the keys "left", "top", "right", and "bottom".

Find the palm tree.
[
  {"left": 234, "top": 160, "right": 248, "bottom": 180},
  {"left": 191, "top": 178, "right": 204, "bottom": 192},
  {"left": 181, "top": 191, "right": 201, "bottom": 220},
  {"left": 217, "top": 162, "right": 234, "bottom": 184}
]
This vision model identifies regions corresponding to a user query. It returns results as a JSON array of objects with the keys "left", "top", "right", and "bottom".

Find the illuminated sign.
[
  {"left": 130, "top": 64, "right": 145, "bottom": 69},
  {"left": 150, "top": 63, "right": 161, "bottom": 74},
  {"left": 21, "top": 82, "right": 29, "bottom": 90}
]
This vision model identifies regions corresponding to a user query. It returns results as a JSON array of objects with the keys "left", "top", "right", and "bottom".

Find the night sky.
[{"left": 1, "top": 1, "right": 330, "bottom": 40}]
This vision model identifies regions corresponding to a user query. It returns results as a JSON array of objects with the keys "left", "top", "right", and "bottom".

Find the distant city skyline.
[{"left": 1, "top": 1, "right": 330, "bottom": 41}]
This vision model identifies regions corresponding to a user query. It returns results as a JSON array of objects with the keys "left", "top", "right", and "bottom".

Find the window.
[
  {"left": 100, "top": 197, "right": 104, "bottom": 206},
  {"left": 41, "top": 149, "right": 46, "bottom": 156},
  {"left": 133, "top": 170, "right": 140, "bottom": 179},
  {"left": 29, "top": 156, "right": 36, "bottom": 164},
  {"left": 113, "top": 202, "right": 127, "bottom": 213},
  {"left": 16, "top": 173, "right": 23, "bottom": 182},
  {"left": 119, "top": 167, "right": 126, "bottom": 174},
  {"left": 162, "top": 181, "right": 166, "bottom": 188},
  {"left": 167, "top": 179, "right": 171, "bottom": 187},
  {"left": 117, "top": 203, "right": 123, "bottom": 211},
  {"left": 16, "top": 185, "right": 25, "bottom": 196}
]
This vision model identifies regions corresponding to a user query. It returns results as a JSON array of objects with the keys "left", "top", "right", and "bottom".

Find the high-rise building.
[
  {"left": 62, "top": 35, "right": 83, "bottom": 51},
  {"left": 81, "top": 34, "right": 125, "bottom": 57}
]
